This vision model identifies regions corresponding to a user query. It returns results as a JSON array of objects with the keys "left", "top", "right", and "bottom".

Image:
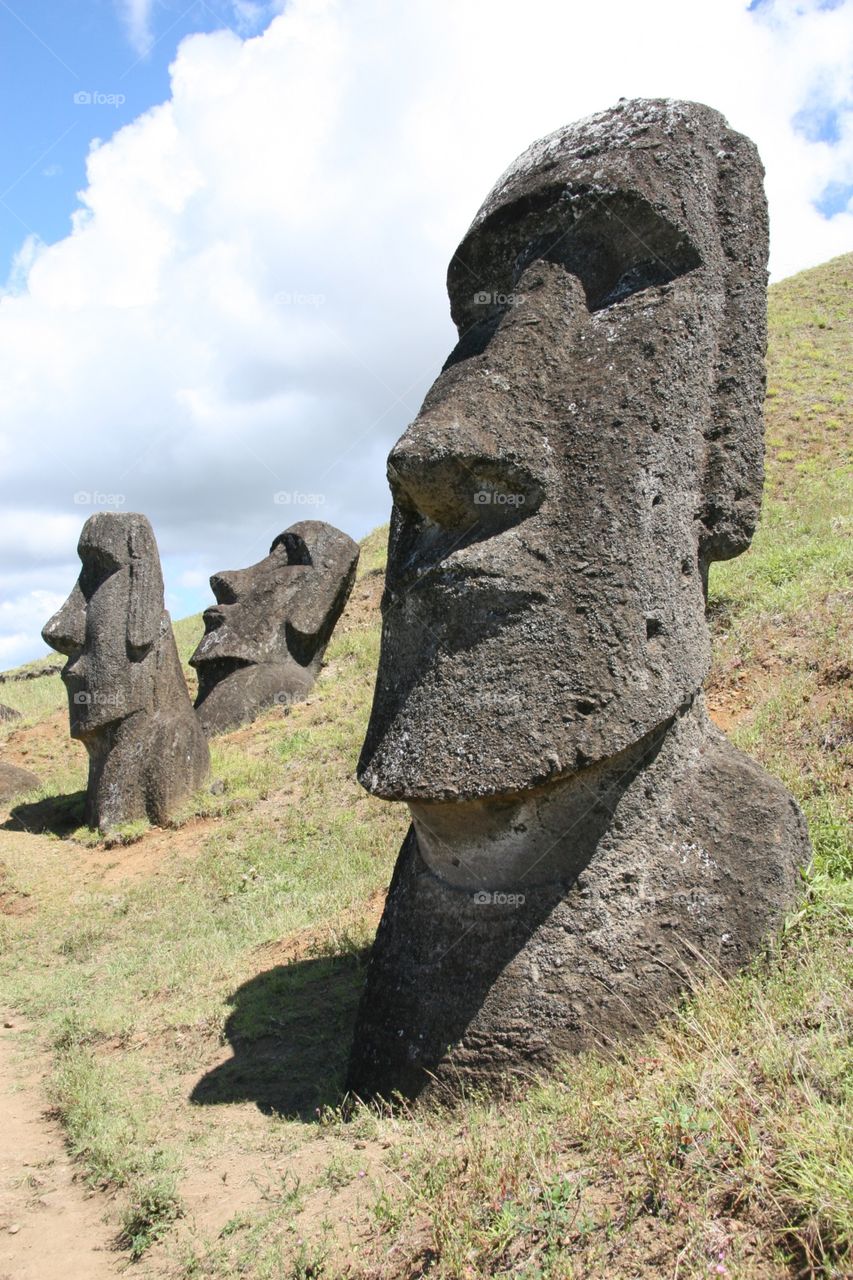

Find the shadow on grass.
[
  {"left": 190, "top": 950, "right": 368, "bottom": 1120},
  {"left": 4, "top": 790, "right": 86, "bottom": 836}
]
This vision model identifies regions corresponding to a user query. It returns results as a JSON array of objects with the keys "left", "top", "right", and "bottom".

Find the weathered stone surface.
[
  {"left": 190, "top": 521, "right": 359, "bottom": 736},
  {"left": 347, "top": 98, "right": 810, "bottom": 1100},
  {"left": 0, "top": 762, "right": 40, "bottom": 802},
  {"left": 0, "top": 704, "right": 21, "bottom": 723},
  {"left": 42, "top": 513, "right": 210, "bottom": 831}
]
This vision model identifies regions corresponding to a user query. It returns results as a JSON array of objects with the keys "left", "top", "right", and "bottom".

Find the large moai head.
[
  {"left": 42, "top": 512, "right": 209, "bottom": 828},
  {"left": 358, "top": 98, "right": 768, "bottom": 805},
  {"left": 190, "top": 520, "right": 359, "bottom": 735},
  {"left": 347, "top": 101, "right": 807, "bottom": 1101}
]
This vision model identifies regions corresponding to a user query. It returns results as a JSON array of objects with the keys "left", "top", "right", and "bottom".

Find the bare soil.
[{"left": 0, "top": 1021, "right": 131, "bottom": 1280}]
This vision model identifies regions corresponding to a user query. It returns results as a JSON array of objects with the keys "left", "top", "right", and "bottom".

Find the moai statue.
[
  {"left": 190, "top": 521, "right": 359, "bottom": 736},
  {"left": 43, "top": 513, "right": 210, "bottom": 830},
  {"left": 347, "top": 99, "right": 810, "bottom": 1100}
]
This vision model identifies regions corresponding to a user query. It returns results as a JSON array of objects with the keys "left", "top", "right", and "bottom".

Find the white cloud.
[
  {"left": 0, "top": 587, "right": 67, "bottom": 667},
  {"left": 0, "top": 513, "right": 82, "bottom": 569},
  {"left": 2, "top": 0, "right": 852, "bottom": 665},
  {"left": 0, "top": 634, "right": 32, "bottom": 665},
  {"left": 117, "top": 0, "right": 154, "bottom": 57}
]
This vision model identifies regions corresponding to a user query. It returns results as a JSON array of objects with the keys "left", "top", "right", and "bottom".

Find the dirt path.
[{"left": 0, "top": 1021, "right": 130, "bottom": 1280}]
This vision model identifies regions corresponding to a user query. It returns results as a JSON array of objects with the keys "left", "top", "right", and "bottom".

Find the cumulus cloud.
[{"left": 1, "top": 0, "right": 852, "bottom": 666}]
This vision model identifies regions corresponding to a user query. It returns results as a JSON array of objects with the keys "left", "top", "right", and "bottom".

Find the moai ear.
[
  {"left": 270, "top": 529, "right": 312, "bottom": 564},
  {"left": 699, "top": 127, "right": 769, "bottom": 566},
  {"left": 126, "top": 517, "right": 165, "bottom": 654},
  {"left": 283, "top": 525, "right": 360, "bottom": 665},
  {"left": 287, "top": 570, "right": 349, "bottom": 643}
]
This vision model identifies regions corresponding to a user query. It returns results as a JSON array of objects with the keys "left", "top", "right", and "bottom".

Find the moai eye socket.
[
  {"left": 441, "top": 311, "right": 503, "bottom": 371},
  {"left": 77, "top": 545, "right": 122, "bottom": 601},
  {"left": 541, "top": 192, "right": 702, "bottom": 311},
  {"left": 448, "top": 187, "right": 702, "bottom": 343},
  {"left": 509, "top": 191, "right": 702, "bottom": 311}
]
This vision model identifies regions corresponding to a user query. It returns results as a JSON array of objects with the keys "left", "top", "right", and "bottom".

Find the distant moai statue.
[
  {"left": 347, "top": 99, "right": 810, "bottom": 1100},
  {"left": 190, "top": 521, "right": 359, "bottom": 736},
  {"left": 43, "top": 512, "right": 209, "bottom": 830}
]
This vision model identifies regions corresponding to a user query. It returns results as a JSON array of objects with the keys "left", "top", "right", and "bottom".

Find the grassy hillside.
[{"left": 0, "top": 257, "right": 850, "bottom": 1279}]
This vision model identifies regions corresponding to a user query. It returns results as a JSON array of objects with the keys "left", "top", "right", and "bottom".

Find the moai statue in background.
[
  {"left": 43, "top": 513, "right": 210, "bottom": 830},
  {"left": 190, "top": 521, "right": 359, "bottom": 736},
  {"left": 347, "top": 99, "right": 810, "bottom": 1100}
]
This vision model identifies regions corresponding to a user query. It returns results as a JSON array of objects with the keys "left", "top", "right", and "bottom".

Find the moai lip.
[{"left": 347, "top": 98, "right": 810, "bottom": 1102}]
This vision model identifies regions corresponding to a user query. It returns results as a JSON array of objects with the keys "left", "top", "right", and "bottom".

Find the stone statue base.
[
  {"left": 347, "top": 695, "right": 808, "bottom": 1100},
  {"left": 81, "top": 696, "right": 210, "bottom": 831}
]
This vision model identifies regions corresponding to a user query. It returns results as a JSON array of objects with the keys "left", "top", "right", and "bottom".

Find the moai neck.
[{"left": 408, "top": 695, "right": 705, "bottom": 894}]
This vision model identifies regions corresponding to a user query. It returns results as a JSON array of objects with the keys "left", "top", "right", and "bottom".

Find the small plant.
[
  {"left": 319, "top": 1151, "right": 359, "bottom": 1190},
  {"left": 277, "top": 729, "right": 312, "bottom": 762},
  {"left": 275, "top": 1169, "right": 305, "bottom": 1211},
  {"left": 288, "top": 1238, "right": 328, "bottom": 1278},
  {"left": 118, "top": 1170, "right": 183, "bottom": 1260},
  {"left": 219, "top": 1212, "right": 253, "bottom": 1237},
  {"left": 56, "top": 924, "right": 104, "bottom": 960}
]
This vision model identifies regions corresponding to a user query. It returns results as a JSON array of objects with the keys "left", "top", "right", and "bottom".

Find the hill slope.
[{"left": 0, "top": 255, "right": 850, "bottom": 1280}]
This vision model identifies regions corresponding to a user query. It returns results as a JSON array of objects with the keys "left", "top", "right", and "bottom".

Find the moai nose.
[
  {"left": 42, "top": 584, "right": 86, "bottom": 656},
  {"left": 388, "top": 417, "right": 544, "bottom": 537}
]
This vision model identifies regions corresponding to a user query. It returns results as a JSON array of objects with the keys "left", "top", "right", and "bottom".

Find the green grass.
[
  {"left": 0, "top": 669, "right": 66, "bottom": 736},
  {"left": 172, "top": 612, "right": 205, "bottom": 670},
  {"left": 0, "top": 262, "right": 850, "bottom": 1278},
  {"left": 50, "top": 1039, "right": 183, "bottom": 1259},
  {"left": 356, "top": 524, "right": 390, "bottom": 578}
]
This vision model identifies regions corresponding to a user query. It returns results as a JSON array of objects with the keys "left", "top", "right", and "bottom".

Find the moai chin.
[
  {"left": 189, "top": 521, "right": 359, "bottom": 736},
  {"left": 347, "top": 99, "right": 810, "bottom": 1100},
  {"left": 43, "top": 512, "right": 210, "bottom": 830}
]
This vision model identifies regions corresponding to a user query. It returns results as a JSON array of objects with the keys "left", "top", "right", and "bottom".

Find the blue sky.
[
  {"left": 0, "top": 0, "right": 851, "bottom": 665},
  {"left": 792, "top": 91, "right": 853, "bottom": 211},
  {"left": 0, "top": 0, "right": 279, "bottom": 278}
]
